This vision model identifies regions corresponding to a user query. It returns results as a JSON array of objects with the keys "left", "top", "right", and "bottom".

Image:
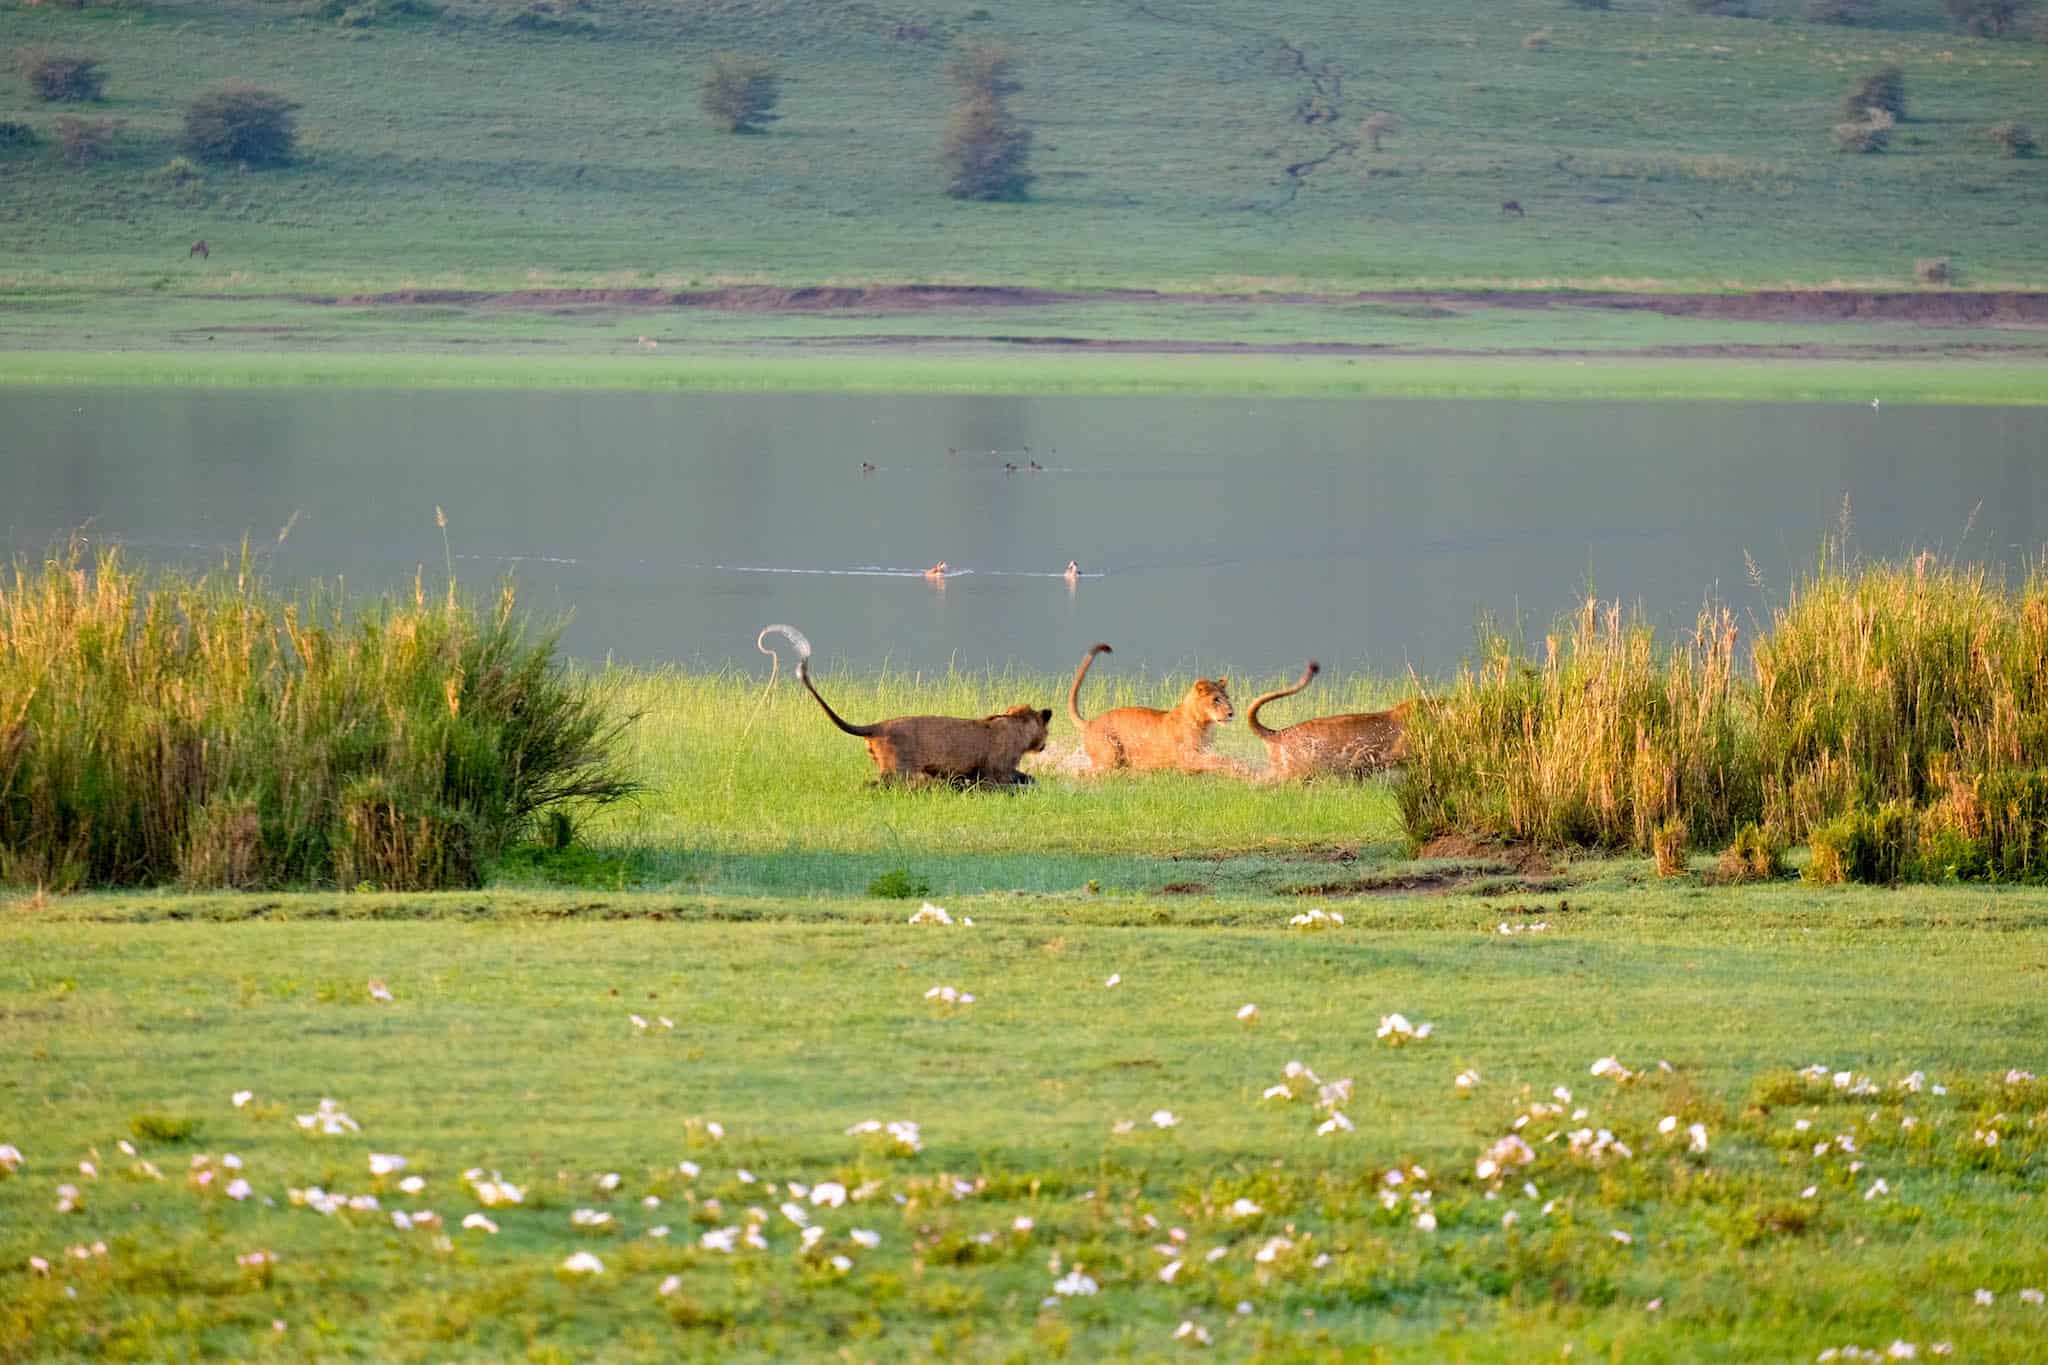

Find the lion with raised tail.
[
  {"left": 1246, "top": 659, "right": 1413, "bottom": 780},
  {"left": 1067, "top": 642, "right": 1243, "bottom": 774},
  {"left": 757, "top": 625, "right": 1051, "bottom": 787}
]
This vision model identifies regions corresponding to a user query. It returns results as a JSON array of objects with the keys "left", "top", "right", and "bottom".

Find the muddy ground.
[{"left": 287, "top": 284, "right": 2048, "bottom": 360}]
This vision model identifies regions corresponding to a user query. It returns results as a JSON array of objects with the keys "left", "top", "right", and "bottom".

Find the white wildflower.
[
  {"left": 1236, "top": 1003, "right": 1259, "bottom": 1023},
  {"left": 1316, "top": 1112, "right": 1354, "bottom": 1136},
  {"left": 658, "top": 1274, "right": 682, "bottom": 1297},
  {"left": 1151, "top": 1110, "right": 1180, "bottom": 1129},
  {"left": 907, "top": 902, "right": 954, "bottom": 925},
  {"left": 367, "top": 1153, "right": 407, "bottom": 1178},
  {"left": 1226, "top": 1197, "right": 1263, "bottom": 1219},
  {"left": 1105, "top": 973, "right": 1121, "bottom": 988},
  {"left": 367, "top": 979, "right": 394, "bottom": 1003},
  {"left": 461, "top": 1213, "right": 498, "bottom": 1234},
  {"left": 1159, "top": 1258, "right": 1183, "bottom": 1283},
  {"left": 231, "top": 1091, "right": 254, "bottom": 1109},
  {"left": 1053, "top": 1268, "right": 1099, "bottom": 1296},
  {"left": 559, "top": 1251, "right": 604, "bottom": 1275}
]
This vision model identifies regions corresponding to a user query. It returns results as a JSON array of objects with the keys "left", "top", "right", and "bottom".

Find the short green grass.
[
  {"left": 5, "top": 886, "right": 2048, "bottom": 1359},
  {"left": 5, "top": 348, "right": 2047, "bottom": 401},
  {"left": 0, "top": 0, "right": 2043, "bottom": 295}
]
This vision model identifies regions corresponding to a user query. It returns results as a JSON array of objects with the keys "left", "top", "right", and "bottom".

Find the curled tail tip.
[
  {"left": 756, "top": 623, "right": 813, "bottom": 661},
  {"left": 1307, "top": 659, "right": 1322, "bottom": 675},
  {"left": 1090, "top": 641, "right": 1113, "bottom": 656}
]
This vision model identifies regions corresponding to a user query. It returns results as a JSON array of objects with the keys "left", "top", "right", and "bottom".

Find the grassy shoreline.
[{"left": 6, "top": 349, "right": 2047, "bottom": 402}]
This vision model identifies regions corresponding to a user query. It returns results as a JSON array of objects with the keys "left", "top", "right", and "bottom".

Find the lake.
[{"left": 4, "top": 388, "right": 2043, "bottom": 679}]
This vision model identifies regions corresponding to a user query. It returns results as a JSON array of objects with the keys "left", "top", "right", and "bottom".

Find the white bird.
[{"left": 1871, "top": 397, "right": 1881, "bottom": 409}]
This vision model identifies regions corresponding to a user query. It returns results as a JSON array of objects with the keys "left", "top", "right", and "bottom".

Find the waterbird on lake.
[
  {"left": 1063, "top": 561, "right": 1080, "bottom": 585},
  {"left": 1028, "top": 461, "right": 1043, "bottom": 472},
  {"left": 1871, "top": 398, "right": 1881, "bottom": 409},
  {"left": 860, "top": 462, "right": 877, "bottom": 474},
  {"left": 1003, "top": 463, "right": 1019, "bottom": 474},
  {"left": 923, "top": 561, "right": 948, "bottom": 581}
]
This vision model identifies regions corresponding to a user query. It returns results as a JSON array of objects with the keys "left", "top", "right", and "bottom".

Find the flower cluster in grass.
[
  {"left": 1400, "top": 541, "right": 2048, "bottom": 882},
  {"left": 0, "top": 541, "right": 637, "bottom": 891}
]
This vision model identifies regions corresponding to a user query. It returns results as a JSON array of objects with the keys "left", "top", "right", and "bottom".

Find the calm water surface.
[{"left": 4, "top": 389, "right": 2043, "bottom": 678}]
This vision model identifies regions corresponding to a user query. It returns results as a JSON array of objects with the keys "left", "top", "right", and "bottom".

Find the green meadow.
[
  {"left": 3, "top": 0, "right": 2045, "bottom": 292},
  {"left": 5, "top": 884, "right": 2048, "bottom": 1359}
]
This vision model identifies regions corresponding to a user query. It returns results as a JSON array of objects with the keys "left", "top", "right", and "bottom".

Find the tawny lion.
[
  {"left": 1067, "top": 642, "right": 1242, "bottom": 774},
  {"left": 758, "top": 625, "right": 1050, "bottom": 787},
  {"left": 1246, "top": 660, "right": 1414, "bottom": 781}
]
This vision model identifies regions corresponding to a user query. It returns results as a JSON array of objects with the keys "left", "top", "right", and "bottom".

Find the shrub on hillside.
[
  {"left": 1804, "top": 0, "right": 1873, "bottom": 21},
  {"left": 699, "top": 53, "right": 781, "bottom": 133},
  {"left": 1946, "top": 0, "right": 2029, "bottom": 35},
  {"left": 316, "top": 0, "right": 440, "bottom": 24},
  {"left": 1844, "top": 66, "right": 1905, "bottom": 121},
  {"left": 0, "top": 543, "right": 639, "bottom": 891},
  {"left": 51, "top": 115, "right": 121, "bottom": 166},
  {"left": 1987, "top": 119, "right": 2038, "bottom": 156},
  {"left": 1914, "top": 256, "right": 1954, "bottom": 283},
  {"left": 1565, "top": 0, "right": 1611, "bottom": 10},
  {"left": 940, "top": 41, "right": 1031, "bottom": 202},
  {"left": 1688, "top": 0, "right": 1751, "bottom": 14},
  {"left": 1833, "top": 108, "right": 1893, "bottom": 153},
  {"left": 1362, "top": 110, "right": 1400, "bottom": 152},
  {"left": 23, "top": 50, "right": 106, "bottom": 102},
  {"left": 183, "top": 85, "right": 298, "bottom": 167},
  {"left": 0, "top": 120, "right": 37, "bottom": 153}
]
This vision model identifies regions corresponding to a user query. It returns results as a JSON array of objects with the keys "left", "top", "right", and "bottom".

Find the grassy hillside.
[{"left": 2, "top": 0, "right": 2044, "bottom": 293}]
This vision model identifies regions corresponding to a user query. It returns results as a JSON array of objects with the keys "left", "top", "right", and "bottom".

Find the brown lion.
[
  {"left": 1246, "top": 660, "right": 1414, "bottom": 781},
  {"left": 1067, "top": 642, "right": 1243, "bottom": 774},
  {"left": 759, "top": 625, "right": 1050, "bottom": 787}
]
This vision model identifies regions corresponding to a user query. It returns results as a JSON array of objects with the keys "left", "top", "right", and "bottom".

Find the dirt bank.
[{"left": 313, "top": 284, "right": 2048, "bottom": 327}]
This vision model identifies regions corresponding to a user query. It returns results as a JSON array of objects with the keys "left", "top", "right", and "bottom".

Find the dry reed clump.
[
  {"left": 1396, "top": 600, "right": 1759, "bottom": 855},
  {"left": 0, "top": 541, "right": 637, "bottom": 892},
  {"left": 1715, "top": 822, "right": 1785, "bottom": 882},
  {"left": 1652, "top": 817, "right": 1689, "bottom": 878},
  {"left": 1754, "top": 546, "right": 2048, "bottom": 874}
]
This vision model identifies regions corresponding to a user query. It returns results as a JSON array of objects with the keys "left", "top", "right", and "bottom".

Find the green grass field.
[
  {"left": 6, "top": 887, "right": 2048, "bottom": 1359},
  {"left": 6, "top": 665, "right": 2048, "bottom": 1357},
  {"left": 1, "top": 0, "right": 2043, "bottom": 295}
]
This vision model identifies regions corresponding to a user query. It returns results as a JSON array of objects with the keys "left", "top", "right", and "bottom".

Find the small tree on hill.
[
  {"left": 700, "top": 53, "right": 780, "bottom": 133},
  {"left": 1843, "top": 66, "right": 1905, "bottom": 122},
  {"left": 184, "top": 85, "right": 299, "bottom": 167},
  {"left": 23, "top": 50, "right": 106, "bottom": 102},
  {"left": 1804, "top": 0, "right": 1874, "bottom": 23},
  {"left": 940, "top": 41, "right": 1031, "bottom": 201},
  {"left": 1946, "top": 0, "right": 2028, "bottom": 35}
]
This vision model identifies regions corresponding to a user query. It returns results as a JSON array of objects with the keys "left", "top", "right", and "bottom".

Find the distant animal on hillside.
[
  {"left": 758, "top": 624, "right": 1051, "bottom": 787},
  {"left": 1500, "top": 200, "right": 1525, "bottom": 219},
  {"left": 1246, "top": 659, "right": 1415, "bottom": 781},
  {"left": 1069, "top": 642, "right": 1243, "bottom": 775},
  {"left": 188, "top": 239, "right": 209, "bottom": 259}
]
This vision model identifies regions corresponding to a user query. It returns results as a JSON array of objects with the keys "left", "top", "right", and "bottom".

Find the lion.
[
  {"left": 1246, "top": 660, "right": 1414, "bottom": 781},
  {"left": 758, "top": 625, "right": 1050, "bottom": 787},
  {"left": 1067, "top": 642, "right": 1243, "bottom": 774}
]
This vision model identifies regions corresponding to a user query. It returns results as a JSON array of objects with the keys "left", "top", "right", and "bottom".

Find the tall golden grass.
[
  {"left": 1401, "top": 543, "right": 2048, "bottom": 884},
  {"left": 0, "top": 542, "right": 636, "bottom": 891}
]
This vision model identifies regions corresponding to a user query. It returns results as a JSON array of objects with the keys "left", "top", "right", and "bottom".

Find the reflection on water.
[{"left": 3, "top": 388, "right": 2042, "bottom": 677}]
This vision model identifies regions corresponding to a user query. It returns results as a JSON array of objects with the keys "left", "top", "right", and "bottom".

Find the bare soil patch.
[{"left": 310, "top": 284, "right": 2048, "bottom": 328}]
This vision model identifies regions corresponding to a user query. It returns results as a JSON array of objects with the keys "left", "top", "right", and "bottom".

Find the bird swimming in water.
[
  {"left": 923, "top": 561, "right": 948, "bottom": 581},
  {"left": 860, "top": 462, "right": 877, "bottom": 474},
  {"left": 1063, "top": 560, "right": 1080, "bottom": 584}
]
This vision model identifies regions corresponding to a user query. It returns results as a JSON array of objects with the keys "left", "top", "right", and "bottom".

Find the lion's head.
[
  {"left": 1189, "top": 678, "right": 1234, "bottom": 725},
  {"left": 990, "top": 705, "right": 1054, "bottom": 756}
]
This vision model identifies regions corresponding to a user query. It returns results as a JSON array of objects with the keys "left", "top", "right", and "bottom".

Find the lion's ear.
[
  {"left": 1039, "top": 708, "right": 1053, "bottom": 724},
  {"left": 1216, "top": 677, "right": 1229, "bottom": 689}
]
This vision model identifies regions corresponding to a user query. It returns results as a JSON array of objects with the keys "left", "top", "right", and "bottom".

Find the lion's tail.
[
  {"left": 1247, "top": 660, "right": 1320, "bottom": 739},
  {"left": 1068, "top": 643, "right": 1112, "bottom": 731},
  {"left": 758, "top": 623, "right": 878, "bottom": 739}
]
